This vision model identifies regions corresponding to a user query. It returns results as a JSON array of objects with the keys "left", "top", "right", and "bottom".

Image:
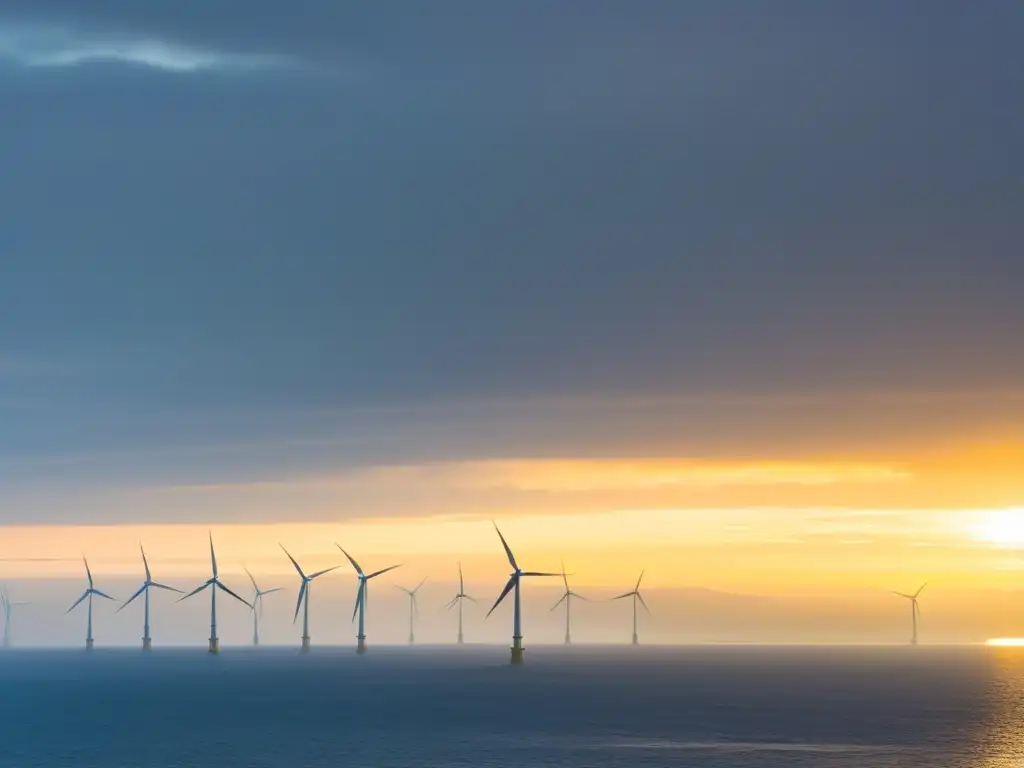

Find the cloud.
[{"left": 0, "top": 22, "right": 293, "bottom": 73}]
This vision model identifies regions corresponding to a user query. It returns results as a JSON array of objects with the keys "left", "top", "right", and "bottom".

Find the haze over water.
[{"left": 2, "top": 645, "right": 1023, "bottom": 767}]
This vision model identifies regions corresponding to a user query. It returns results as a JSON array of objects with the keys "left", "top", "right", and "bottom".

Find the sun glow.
[
  {"left": 975, "top": 509, "right": 1024, "bottom": 547},
  {"left": 986, "top": 638, "right": 1024, "bottom": 647}
]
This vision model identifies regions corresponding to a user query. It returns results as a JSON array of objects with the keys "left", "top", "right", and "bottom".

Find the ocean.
[{"left": 0, "top": 644, "right": 1020, "bottom": 767}]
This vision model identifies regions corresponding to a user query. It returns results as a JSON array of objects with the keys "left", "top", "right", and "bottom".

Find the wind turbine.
[
  {"left": 443, "top": 562, "right": 476, "bottom": 644},
  {"left": 179, "top": 533, "right": 252, "bottom": 654},
  {"left": 0, "top": 586, "right": 29, "bottom": 648},
  {"left": 394, "top": 577, "right": 427, "bottom": 644},
  {"left": 280, "top": 544, "right": 339, "bottom": 651},
  {"left": 613, "top": 570, "right": 650, "bottom": 645},
  {"left": 550, "top": 561, "right": 588, "bottom": 645},
  {"left": 117, "top": 544, "right": 182, "bottom": 651},
  {"left": 893, "top": 582, "right": 927, "bottom": 645},
  {"left": 486, "top": 523, "right": 558, "bottom": 664},
  {"left": 245, "top": 567, "right": 282, "bottom": 647},
  {"left": 337, "top": 544, "right": 401, "bottom": 654},
  {"left": 66, "top": 557, "right": 115, "bottom": 650}
]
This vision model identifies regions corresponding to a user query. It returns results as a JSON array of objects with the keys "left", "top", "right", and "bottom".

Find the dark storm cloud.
[{"left": 0, "top": 3, "right": 1022, "bottom": 520}]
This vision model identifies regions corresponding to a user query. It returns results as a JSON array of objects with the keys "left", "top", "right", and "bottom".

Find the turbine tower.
[
  {"left": 337, "top": 544, "right": 401, "bottom": 654},
  {"left": 245, "top": 567, "right": 282, "bottom": 647},
  {"left": 179, "top": 533, "right": 252, "bottom": 654},
  {"left": 443, "top": 562, "right": 476, "bottom": 644},
  {"left": 280, "top": 544, "right": 339, "bottom": 651},
  {"left": 394, "top": 578, "right": 427, "bottom": 644},
  {"left": 613, "top": 570, "right": 650, "bottom": 645},
  {"left": 486, "top": 523, "right": 558, "bottom": 665},
  {"left": 550, "top": 561, "right": 588, "bottom": 645},
  {"left": 0, "top": 586, "right": 29, "bottom": 648},
  {"left": 117, "top": 544, "right": 182, "bottom": 651},
  {"left": 893, "top": 582, "right": 927, "bottom": 645},
  {"left": 66, "top": 557, "right": 115, "bottom": 651}
]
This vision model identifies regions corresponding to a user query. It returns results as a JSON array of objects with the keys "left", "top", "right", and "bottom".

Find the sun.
[
  {"left": 975, "top": 510, "right": 1024, "bottom": 547},
  {"left": 987, "top": 638, "right": 1024, "bottom": 647}
]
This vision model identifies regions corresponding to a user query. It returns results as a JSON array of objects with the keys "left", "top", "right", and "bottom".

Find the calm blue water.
[{"left": 1, "top": 645, "right": 1022, "bottom": 767}]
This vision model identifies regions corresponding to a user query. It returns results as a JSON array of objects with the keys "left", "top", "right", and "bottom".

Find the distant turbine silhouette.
[
  {"left": 0, "top": 586, "right": 29, "bottom": 648},
  {"left": 179, "top": 533, "right": 252, "bottom": 653},
  {"left": 337, "top": 544, "right": 401, "bottom": 654},
  {"left": 394, "top": 578, "right": 427, "bottom": 644},
  {"left": 280, "top": 544, "right": 339, "bottom": 651},
  {"left": 66, "top": 557, "right": 115, "bottom": 650},
  {"left": 486, "top": 523, "right": 558, "bottom": 664},
  {"left": 550, "top": 561, "right": 588, "bottom": 645},
  {"left": 893, "top": 582, "right": 927, "bottom": 645},
  {"left": 443, "top": 562, "right": 476, "bottom": 644},
  {"left": 245, "top": 567, "right": 282, "bottom": 646},
  {"left": 613, "top": 570, "right": 650, "bottom": 645},
  {"left": 117, "top": 543, "right": 182, "bottom": 651}
]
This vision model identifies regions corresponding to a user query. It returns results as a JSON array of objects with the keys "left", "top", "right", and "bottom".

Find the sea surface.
[{"left": 1, "top": 644, "right": 1022, "bottom": 767}]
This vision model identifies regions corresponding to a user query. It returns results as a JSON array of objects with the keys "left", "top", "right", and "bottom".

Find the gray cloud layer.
[{"left": 1, "top": 2, "right": 1021, "bottom": 522}]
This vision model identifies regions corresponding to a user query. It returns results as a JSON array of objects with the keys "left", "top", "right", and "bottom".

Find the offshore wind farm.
[{"left": 0, "top": 524, "right": 961, "bottom": 654}]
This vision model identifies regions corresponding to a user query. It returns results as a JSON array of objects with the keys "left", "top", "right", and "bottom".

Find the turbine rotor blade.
[
  {"left": 91, "top": 589, "right": 116, "bottom": 601},
  {"left": 414, "top": 577, "right": 428, "bottom": 594},
  {"left": 520, "top": 571, "right": 559, "bottom": 577},
  {"left": 492, "top": 522, "right": 519, "bottom": 571},
  {"left": 178, "top": 582, "right": 211, "bottom": 601},
  {"left": 118, "top": 584, "right": 148, "bottom": 612},
  {"left": 550, "top": 593, "right": 567, "bottom": 612},
  {"left": 261, "top": 587, "right": 284, "bottom": 595},
  {"left": 351, "top": 581, "right": 365, "bottom": 623},
  {"left": 613, "top": 592, "right": 634, "bottom": 600},
  {"left": 279, "top": 544, "right": 306, "bottom": 579},
  {"left": 309, "top": 566, "right": 340, "bottom": 580},
  {"left": 66, "top": 591, "right": 90, "bottom": 614},
  {"left": 914, "top": 582, "right": 928, "bottom": 598},
  {"left": 83, "top": 557, "right": 94, "bottom": 589},
  {"left": 635, "top": 570, "right": 645, "bottom": 591},
  {"left": 209, "top": 533, "right": 218, "bottom": 579},
  {"left": 244, "top": 567, "right": 258, "bottom": 592},
  {"left": 458, "top": 562, "right": 464, "bottom": 593},
  {"left": 486, "top": 575, "right": 518, "bottom": 618},
  {"left": 637, "top": 592, "right": 651, "bottom": 614},
  {"left": 444, "top": 595, "right": 459, "bottom": 610},
  {"left": 149, "top": 582, "right": 183, "bottom": 593},
  {"left": 140, "top": 543, "right": 151, "bottom": 582},
  {"left": 215, "top": 580, "right": 253, "bottom": 608},
  {"left": 336, "top": 544, "right": 364, "bottom": 576},
  {"left": 293, "top": 582, "right": 307, "bottom": 624},
  {"left": 366, "top": 564, "right": 402, "bottom": 579}
]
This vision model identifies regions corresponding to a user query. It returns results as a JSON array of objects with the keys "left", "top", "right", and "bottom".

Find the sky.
[{"left": 1, "top": 2, "right": 1023, "bottom": 645}]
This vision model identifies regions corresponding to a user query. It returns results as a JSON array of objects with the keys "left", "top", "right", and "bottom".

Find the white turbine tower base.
[
  {"left": 444, "top": 562, "right": 477, "bottom": 645},
  {"left": 179, "top": 533, "right": 252, "bottom": 654},
  {"left": 550, "top": 561, "right": 588, "bottom": 645},
  {"left": 613, "top": 570, "right": 650, "bottom": 645},
  {"left": 894, "top": 583, "right": 927, "bottom": 646},
  {"left": 0, "top": 587, "right": 29, "bottom": 649},
  {"left": 281, "top": 544, "right": 338, "bottom": 652},
  {"left": 339, "top": 544, "right": 401, "bottom": 654},
  {"left": 395, "top": 578, "right": 428, "bottom": 645},
  {"left": 118, "top": 543, "right": 183, "bottom": 651},
  {"left": 245, "top": 568, "right": 282, "bottom": 647},
  {"left": 487, "top": 523, "right": 558, "bottom": 665},
  {"left": 66, "top": 556, "right": 116, "bottom": 651}
]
